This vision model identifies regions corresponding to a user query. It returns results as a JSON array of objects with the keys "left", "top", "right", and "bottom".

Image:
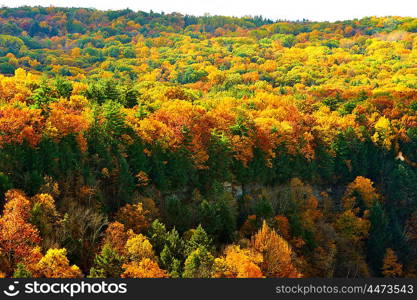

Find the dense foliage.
[{"left": 0, "top": 6, "right": 416, "bottom": 278}]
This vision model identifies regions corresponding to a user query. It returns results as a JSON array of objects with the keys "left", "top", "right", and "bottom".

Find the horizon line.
[{"left": 1, "top": 4, "right": 417, "bottom": 24}]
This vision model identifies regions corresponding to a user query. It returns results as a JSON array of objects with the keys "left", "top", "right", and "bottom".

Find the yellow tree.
[
  {"left": 251, "top": 221, "right": 301, "bottom": 278},
  {"left": 121, "top": 258, "right": 168, "bottom": 278},
  {"left": 214, "top": 245, "right": 263, "bottom": 278},
  {"left": 35, "top": 248, "right": 82, "bottom": 278},
  {"left": 381, "top": 248, "right": 403, "bottom": 278},
  {"left": 121, "top": 231, "right": 167, "bottom": 278},
  {"left": 124, "top": 232, "right": 155, "bottom": 261},
  {"left": 343, "top": 176, "right": 380, "bottom": 210}
]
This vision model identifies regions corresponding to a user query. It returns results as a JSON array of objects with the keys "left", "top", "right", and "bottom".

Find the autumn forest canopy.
[{"left": 0, "top": 6, "right": 416, "bottom": 279}]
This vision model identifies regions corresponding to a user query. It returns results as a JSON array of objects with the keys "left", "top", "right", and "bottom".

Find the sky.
[{"left": 1, "top": 0, "right": 417, "bottom": 22}]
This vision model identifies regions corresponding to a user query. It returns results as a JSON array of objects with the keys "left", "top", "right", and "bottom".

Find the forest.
[{"left": 0, "top": 6, "right": 416, "bottom": 278}]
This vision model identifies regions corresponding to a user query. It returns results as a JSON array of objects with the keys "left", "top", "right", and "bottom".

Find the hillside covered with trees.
[{"left": 0, "top": 6, "right": 416, "bottom": 278}]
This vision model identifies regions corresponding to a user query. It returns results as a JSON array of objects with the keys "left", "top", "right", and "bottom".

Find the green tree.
[
  {"left": 55, "top": 78, "right": 73, "bottom": 98},
  {"left": 88, "top": 245, "right": 124, "bottom": 278},
  {"left": 185, "top": 225, "right": 213, "bottom": 256},
  {"left": 367, "top": 201, "right": 390, "bottom": 275},
  {"left": 165, "top": 195, "right": 191, "bottom": 233},
  {"left": 147, "top": 219, "right": 168, "bottom": 255},
  {"left": 160, "top": 228, "right": 184, "bottom": 278},
  {"left": 13, "top": 263, "right": 32, "bottom": 278},
  {"left": 182, "top": 247, "right": 215, "bottom": 278}
]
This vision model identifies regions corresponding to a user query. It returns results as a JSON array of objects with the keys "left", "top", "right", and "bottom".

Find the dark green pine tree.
[
  {"left": 198, "top": 191, "right": 237, "bottom": 243},
  {"left": 160, "top": 228, "right": 184, "bottom": 278},
  {"left": 367, "top": 200, "right": 390, "bottom": 275},
  {"left": 165, "top": 195, "right": 192, "bottom": 233},
  {"left": 0, "top": 172, "right": 11, "bottom": 200},
  {"left": 388, "top": 211, "right": 412, "bottom": 263},
  {"left": 147, "top": 219, "right": 168, "bottom": 255},
  {"left": 184, "top": 225, "right": 213, "bottom": 256}
]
